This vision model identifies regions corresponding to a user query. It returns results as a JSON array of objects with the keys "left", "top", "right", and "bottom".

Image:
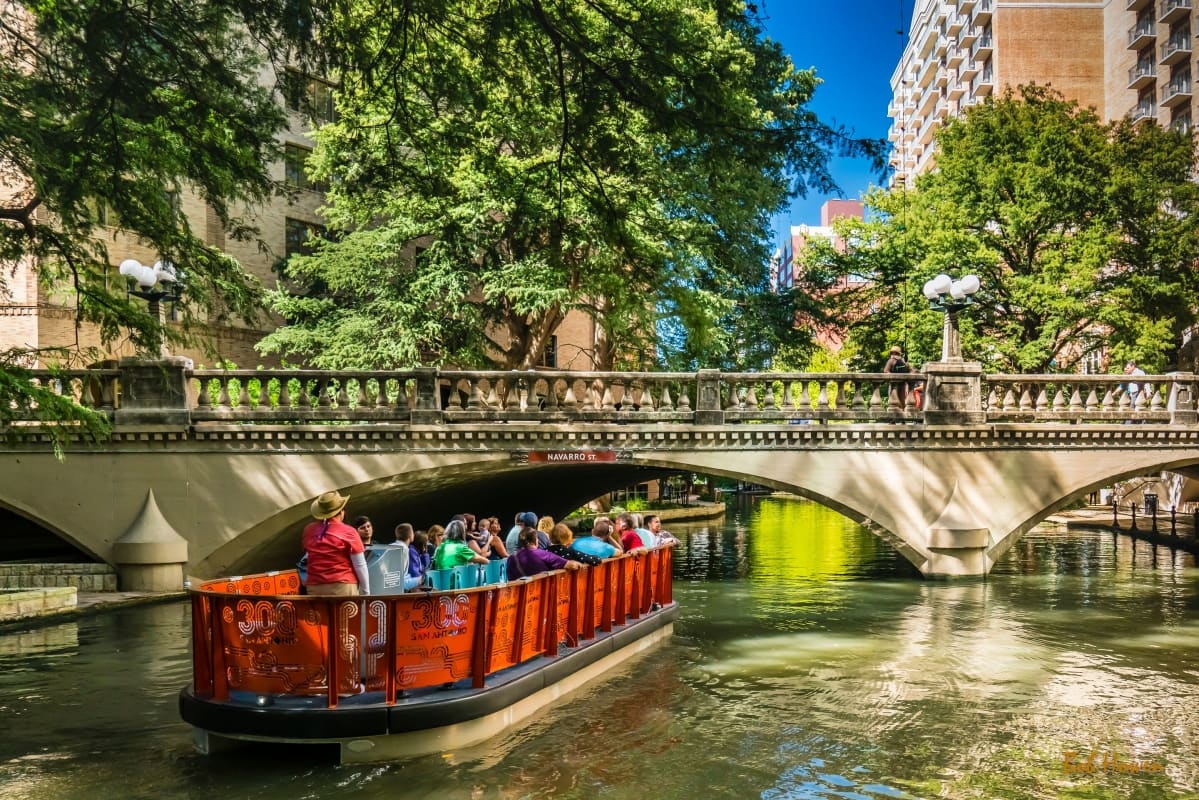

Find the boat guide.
[{"left": 179, "top": 546, "right": 676, "bottom": 763}]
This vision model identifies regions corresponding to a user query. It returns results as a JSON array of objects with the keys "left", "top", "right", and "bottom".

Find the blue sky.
[{"left": 759, "top": 0, "right": 916, "bottom": 244}]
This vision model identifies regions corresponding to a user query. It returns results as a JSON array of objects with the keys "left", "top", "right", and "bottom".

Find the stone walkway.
[
  {"left": 1050, "top": 506, "right": 1199, "bottom": 553},
  {"left": 0, "top": 590, "right": 186, "bottom": 632}
]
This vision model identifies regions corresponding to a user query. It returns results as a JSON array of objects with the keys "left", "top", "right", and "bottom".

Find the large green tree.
[
  {"left": 807, "top": 86, "right": 1199, "bottom": 374},
  {"left": 0, "top": 0, "right": 318, "bottom": 433},
  {"left": 259, "top": 0, "right": 882, "bottom": 371}
]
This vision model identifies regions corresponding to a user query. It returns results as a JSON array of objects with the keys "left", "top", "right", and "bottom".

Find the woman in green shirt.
[{"left": 432, "top": 519, "right": 489, "bottom": 570}]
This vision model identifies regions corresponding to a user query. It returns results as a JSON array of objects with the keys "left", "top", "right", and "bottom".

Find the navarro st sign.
[{"left": 526, "top": 450, "right": 618, "bottom": 463}]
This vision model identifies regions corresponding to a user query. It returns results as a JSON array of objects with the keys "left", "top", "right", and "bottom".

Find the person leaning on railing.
[
  {"left": 507, "top": 527, "right": 581, "bottom": 580},
  {"left": 302, "top": 491, "right": 370, "bottom": 596}
]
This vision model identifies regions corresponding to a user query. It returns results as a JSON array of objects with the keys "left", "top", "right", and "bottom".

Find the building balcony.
[
  {"left": 1127, "top": 0, "right": 1152, "bottom": 11},
  {"left": 947, "top": 12, "right": 965, "bottom": 36},
  {"left": 1160, "top": 36, "right": 1191, "bottom": 65},
  {"left": 972, "top": 31, "right": 994, "bottom": 61},
  {"left": 1129, "top": 98, "right": 1157, "bottom": 121},
  {"left": 947, "top": 79, "right": 966, "bottom": 101},
  {"left": 974, "top": 0, "right": 993, "bottom": 25},
  {"left": 1159, "top": 0, "right": 1192, "bottom": 25},
  {"left": 1161, "top": 78, "right": 1192, "bottom": 106},
  {"left": 1129, "top": 23, "right": 1157, "bottom": 50},
  {"left": 1128, "top": 60, "right": 1158, "bottom": 89},
  {"left": 960, "top": 0, "right": 977, "bottom": 13},
  {"left": 959, "top": 57, "right": 980, "bottom": 81},
  {"left": 959, "top": 24, "right": 978, "bottom": 46},
  {"left": 935, "top": 35, "right": 949, "bottom": 58},
  {"left": 947, "top": 45, "right": 964, "bottom": 68},
  {"left": 973, "top": 66, "right": 994, "bottom": 96},
  {"left": 1170, "top": 111, "right": 1191, "bottom": 133}
]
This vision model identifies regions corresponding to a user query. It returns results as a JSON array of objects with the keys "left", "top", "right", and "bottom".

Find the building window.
[
  {"left": 284, "top": 70, "right": 338, "bottom": 126},
  {"left": 283, "top": 144, "right": 328, "bottom": 192},
  {"left": 284, "top": 217, "right": 327, "bottom": 257},
  {"left": 541, "top": 335, "right": 558, "bottom": 368}
]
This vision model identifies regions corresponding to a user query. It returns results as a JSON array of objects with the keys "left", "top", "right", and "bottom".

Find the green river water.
[{"left": 2, "top": 495, "right": 1198, "bottom": 799}]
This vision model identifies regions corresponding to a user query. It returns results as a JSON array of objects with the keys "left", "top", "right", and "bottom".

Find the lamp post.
[
  {"left": 119, "top": 258, "right": 183, "bottom": 358},
  {"left": 922, "top": 273, "right": 980, "bottom": 362}
]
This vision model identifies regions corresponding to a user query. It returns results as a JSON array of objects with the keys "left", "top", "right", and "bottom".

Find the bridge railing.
[
  {"left": 7, "top": 364, "right": 1196, "bottom": 427},
  {"left": 981, "top": 373, "right": 1185, "bottom": 423}
]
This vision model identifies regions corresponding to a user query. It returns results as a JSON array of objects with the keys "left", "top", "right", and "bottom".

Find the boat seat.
[
  {"left": 425, "top": 569, "right": 455, "bottom": 591},
  {"left": 453, "top": 563, "right": 484, "bottom": 590},
  {"left": 483, "top": 559, "right": 506, "bottom": 585}
]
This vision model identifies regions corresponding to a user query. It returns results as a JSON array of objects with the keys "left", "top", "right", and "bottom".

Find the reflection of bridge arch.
[{"left": 3, "top": 421, "right": 1199, "bottom": 582}]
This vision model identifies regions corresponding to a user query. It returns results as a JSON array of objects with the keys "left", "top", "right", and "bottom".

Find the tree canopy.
[
  {"left": 0, "top": 0, "right": 324, "bottom": 432},
  {"left": 806, "top": 86, "right": 1199, "bottom": 373},
  {"left": 258, "top": 0, "right": 883, "bottom": 371}
]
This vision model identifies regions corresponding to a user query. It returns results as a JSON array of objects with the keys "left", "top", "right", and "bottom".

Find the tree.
[
  {"left": 809, "top": 86, "right": 1199, "bottom": 373},
  {"left": 0, "top": 0, "right": 319, "bottom": 435},
  {"left": 258, "top": 0, "right": 884, "bottom": 371}
]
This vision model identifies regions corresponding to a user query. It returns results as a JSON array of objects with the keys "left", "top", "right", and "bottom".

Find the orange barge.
[{"left": 179, "top": 547, "right": 676, "bottom": 763}]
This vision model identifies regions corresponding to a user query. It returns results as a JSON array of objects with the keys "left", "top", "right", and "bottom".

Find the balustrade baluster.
[
  {"left": 1067, "top": 385, "right": 1083, "bottom": 412},
  {"left": 1050, "top": 385, "right": 1067, "bottom": 412},
  {"left": 810, "top": 381, "right": 829, "bottom": 410},
  {"left": 744, "top": 384, "right": 759, "bottom": 411},
  {"left": 335, "top": 380, "right": 350, "bottom": 408},
  {"left": 238, "top": 381, "right": 251, "bottom": 409},
  {"left": 562, "top": 381, "right": 579, "bottom": 410},
  {"left": 869, "top": 384, "right": 884, "bottom": 410},
  {"left": 317, "top": 379, "right": 333, "bottom": 408},
  {"left": 372, "top": 379, "right": 388, "bottom": 409},
  {"left": 851, "top": 380, "right": 867, "bottom": 411},
  {"left": 278, "top": 378, "right": 292, "bottom": 409},
  {"left": 296, "top": 380, "right": 311, "bottom": 409},
  {"left": 779, "top": 380, "right": 796, "bottom": 411},
  {"left": 196, "top": 378, "right": 211, "bottom": 409},
  {"left": 1084, "top": 386, "right": 1100, "bottom": 412},
  {"left": 601, "top": 383, "right": 616, "bottom": 411},
  {"left": 1150, "top": 385, "right": 1164, "bottom": 411},
  {"left": 395, "top": 378, "right": 411, "bottom": 412},
  {"left": 793, "top": 381, "right": 809, "bottom": 412},
  {"left": 659, "top": 383, "right": 674, "bottom": 411},
  {"left": 446, "top": 380, "right": 465, "bottom": 411},
  {"left": 217, "top": 378, "right": 231, "bottom": 410}
]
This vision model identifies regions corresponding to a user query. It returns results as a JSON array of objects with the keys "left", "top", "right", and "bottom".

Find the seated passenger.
[
  {"left": 617, "top": 513, "right": 649, "bottom": 555},
  {"left": 630, "top": 512, "right": 656, "bottom": 549},
  {"left": 484, "top": 517, "right": 509, "bottom": 560},
  {"left": 507, "top": 528, "right": 580, "bottom": 580},
  {"left": 571, "top": 517, "right": 622, "bottom": 559},
  {"left": 547, "top": 523, "right": 604, "bottom": 566},
  {"left": 643, "top": 514, "right": 679, "bottom": 546},
  {"left": 432, "top": 519, "right": 489, "bottom": 570},
  {"left": 350, "top": 515, "right": 375, "bottom": 547},
  {"left": 535, "top": 515, "right": 555, "bottom": 549},
  {"left": 394, "top": 523, "right": 424, "bottom": 590},
  {"left": 411, "top": 530, "right": 432, "bottom": 574},
  {"left": 506, "top": 511, "right": 538, "bottom": 553}
]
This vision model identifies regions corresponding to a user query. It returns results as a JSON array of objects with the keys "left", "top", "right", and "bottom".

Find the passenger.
[
  {"left": 432, "top": 519, "right": 489, "bottom": 570},
  {"left": 571, "top": 517, "right": 622, "bottom": 559},
  {"left": 644, "top": 514, "right": 679, "bottom": 546},
  {"left": 630, "top": 513, "right": 656, "bottom": 548},
  {"left": 302, "top": 491, "right": 370, "bottom": 596},
  {"left": 394, "top": 523, "right": 424, "bottom": 590},
  {"left": 484, "top": 517, "right": 509, "bottom": 560},
  {"left": 506, "top": 511, "right": 538, "bottom": 553},
  {"left": 462, "top": 512, "right": 491, "bottom": 558},
  {"left": 507, "top": 527, "right": 580, "bottom": 580},
  {"left": 411, "top": 530, "right": 432, "bottom": 574},
  {"left": 617, "top": 513, "right": 644, "bottom": 553},
  {"left": 428, "top": 524, "right": 446, "bottom": 556},
  {"left": 350, "top": 515, "right": 374, "bottom": 547},
  {"left": 547, "top": 523, "right": 603, "bottom": 566},
  {"left": 535, "top": 515, "right": 554, "bottom": 549}
]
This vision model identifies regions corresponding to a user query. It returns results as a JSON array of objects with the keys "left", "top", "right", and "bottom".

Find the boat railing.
[{"left": 188, "top": 547, "right": 673, "bottom": 709}]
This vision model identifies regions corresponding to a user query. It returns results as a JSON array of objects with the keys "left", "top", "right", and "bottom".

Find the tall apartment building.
[{"left": 885, "top": 0, "right": 1175, "bottom": 186}]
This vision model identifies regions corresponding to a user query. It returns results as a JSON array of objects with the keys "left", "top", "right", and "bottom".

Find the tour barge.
[{"left": 179, "top": 547, "right": 676, "bottom": 763}]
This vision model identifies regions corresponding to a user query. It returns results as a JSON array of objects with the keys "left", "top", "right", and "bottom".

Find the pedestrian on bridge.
[{"left": 884, "top": 346, "right": 911, "bottom": 409}]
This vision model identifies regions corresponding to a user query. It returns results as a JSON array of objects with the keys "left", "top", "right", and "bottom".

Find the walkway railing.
[
  {"left": 8, "top": 363, "right": 1197, "bottom": 427},
  {"left": 189, "top": 548, "right": 673, "bottom": 708}
]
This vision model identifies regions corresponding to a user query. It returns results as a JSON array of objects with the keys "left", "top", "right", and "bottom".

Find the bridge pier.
[{"left": 112, "top": 490, "right": 189, "bottom": 591}]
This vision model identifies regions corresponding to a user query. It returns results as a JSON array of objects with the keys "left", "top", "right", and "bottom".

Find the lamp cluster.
[
  {"left": 922, "top": 273, "right": 980, "bottom": 310},
  {"left": 119, "top": 258, "right": 180, "bottom": 294}
]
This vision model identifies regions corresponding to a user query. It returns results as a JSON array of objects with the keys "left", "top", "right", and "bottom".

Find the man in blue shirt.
[{"left": 571, "top": 517, "right": 621, "bottom": 559}]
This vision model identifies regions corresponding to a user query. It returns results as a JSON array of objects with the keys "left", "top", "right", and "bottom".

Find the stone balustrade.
[{"left": 7, "top": 361, "right": 1198, "bottom": 428}]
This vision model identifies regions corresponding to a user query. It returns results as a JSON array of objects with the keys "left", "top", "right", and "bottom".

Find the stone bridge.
[{"left": 3, "top": 358, "right": 1198, "bottom": 588}]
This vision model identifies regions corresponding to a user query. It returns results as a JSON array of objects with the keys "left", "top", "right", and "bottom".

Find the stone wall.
[{"left": 0, "top": 563, "right": 118, "bottom": 591}]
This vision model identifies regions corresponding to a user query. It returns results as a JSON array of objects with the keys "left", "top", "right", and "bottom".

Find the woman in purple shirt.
[{"left": 507, "top": 528, "right": 581, "bottom": 581}]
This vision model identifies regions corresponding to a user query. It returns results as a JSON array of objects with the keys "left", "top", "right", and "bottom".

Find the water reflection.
[{"left": 3, "top": 497, "right": 1199, "bottom": 798}]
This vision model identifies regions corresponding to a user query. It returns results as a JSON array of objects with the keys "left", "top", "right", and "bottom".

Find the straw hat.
[{"left": 310, "top": 490, "right": 350, "bottom": 520}]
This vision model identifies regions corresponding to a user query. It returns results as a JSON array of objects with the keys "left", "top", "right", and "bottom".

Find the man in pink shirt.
[{"left": 302, "top": 490, "right": 370, "bottom": 596}]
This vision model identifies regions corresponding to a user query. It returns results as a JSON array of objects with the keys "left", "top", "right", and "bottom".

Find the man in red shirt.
[
  {"left": 617, "top": 513, "right": 648, "bottom": 556},
  {"left": 302, "top": 491, "right": 370, "bottom": 596}
]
